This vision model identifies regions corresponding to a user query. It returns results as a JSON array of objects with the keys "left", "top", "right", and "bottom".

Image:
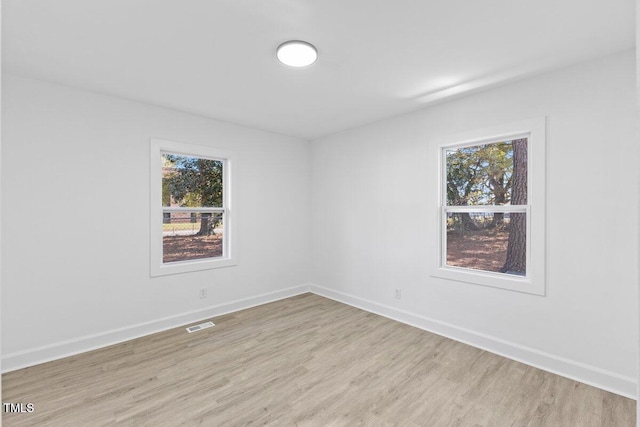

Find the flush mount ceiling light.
[{"left": 276, "top": 40, "right": 317, "bottom": 67}]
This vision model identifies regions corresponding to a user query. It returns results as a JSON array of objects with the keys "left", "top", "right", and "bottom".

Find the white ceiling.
[{"left": 3, "top": 0, "right": 635, "bottom": 140}]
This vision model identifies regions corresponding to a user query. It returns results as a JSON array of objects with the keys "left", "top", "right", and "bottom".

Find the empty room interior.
[{"left": 1, "top": 1, "right": 639, "bottom": 426}]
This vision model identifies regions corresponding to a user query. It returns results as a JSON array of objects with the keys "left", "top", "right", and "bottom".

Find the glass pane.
[
  {"left": 163, "top": 212, "right": 224, "bottom": 263},
  {"left": 446, "top": 212, "right": 526, "bottom": 276},
  {"left": 445, "top": 139, "right": 527, "bottom": 206},
  {"left": 162, "top": 154, "right": 223, "bottom": 208}
]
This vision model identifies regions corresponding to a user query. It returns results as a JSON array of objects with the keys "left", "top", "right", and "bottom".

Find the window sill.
[
  {"left": 431, "top": 266, "right": 544, "bottom": 296},
  {"left": 150, "top": 257, "right": 237, "bottom": 277}
]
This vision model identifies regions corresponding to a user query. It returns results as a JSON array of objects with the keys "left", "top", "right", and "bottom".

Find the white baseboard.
[
  {"left": 3, "top": 282, "right": 635, "bottom": 400},
  {"left": 309, "top": 284, "right": 637, "bottom": 400},
  {"left": 2, "top": 284, "right": 311, "bottom": 373}
]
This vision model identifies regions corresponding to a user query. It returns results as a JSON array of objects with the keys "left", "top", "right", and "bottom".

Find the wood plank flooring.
[{"left": 2, "top": 293, "right": 635, "bottom": 426}]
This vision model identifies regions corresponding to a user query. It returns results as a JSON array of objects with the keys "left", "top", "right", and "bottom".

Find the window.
[
  {"left": 432, "top": 118, "right": 545, "bottom": 295},
  {"left": 150, "top": 139, "right": 237, "bottom": 276}
]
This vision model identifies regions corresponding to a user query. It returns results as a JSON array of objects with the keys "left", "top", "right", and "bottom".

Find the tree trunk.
[
  {"left": 490, "top": 181, "right": 507, "bottom": 228},
  {"left": 491, "top": 212, "right": 504, "bottom": 228},
  {"left": 197, "top": 213, "right": 213, "bottom": 236},
  {"left": 501, "top": 139, "right": 527, "bottom": 274},
  {"left": 460, "top": 179, "right": 479, "bottom": 231},
  {"left": 461, "top": 213, "right": 478, "bottom": 231}
]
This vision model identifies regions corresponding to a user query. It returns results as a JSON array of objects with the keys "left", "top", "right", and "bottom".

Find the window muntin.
[
  {"left": 432, "top": 117, "right": 545, "bottom": 295},
  {"left": 151, "top": 139, "right": 237, "bottom": 277}
]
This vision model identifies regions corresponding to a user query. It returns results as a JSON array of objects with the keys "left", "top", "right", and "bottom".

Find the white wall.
[
  {"left": 311, "top": 50, "right": 638, "bottom": 397},
  {"left": 1, "top": 74, "right": 310, "bottom": 369},
  {"left": 2, "top": 50, "right": 637, "bottom": 399}
]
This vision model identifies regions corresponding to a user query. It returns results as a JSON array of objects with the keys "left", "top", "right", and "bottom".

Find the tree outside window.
[
  {"left": 150, "top": 139, "right": 237, "bottom": 277},
  {"left": 444, "top": 138, "right": 528, "bottom": 276},
  {"left": 433, "top": 118, "right": 545, "bottom": 295},
  {"left": 161, "top": 153, "right": 225, "bottom": 264}
]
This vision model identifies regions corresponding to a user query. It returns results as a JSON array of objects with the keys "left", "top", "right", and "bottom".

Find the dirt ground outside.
[
  {"left": 163, "top": 234, "right": 223, "bottom": 263},
  {"left": 446, "top": 228, "right": 509, "bottom": 272},
  {"left": 162, "top": 228, "right": 511, "bottom": 272}
]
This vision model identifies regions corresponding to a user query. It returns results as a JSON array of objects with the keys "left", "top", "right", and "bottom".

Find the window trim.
[
  {"left": 431, "top": 117, "right": 546, "bottom": 295},
  {"left": 150, "top": 138, "right": 238, "bottom": 277}
]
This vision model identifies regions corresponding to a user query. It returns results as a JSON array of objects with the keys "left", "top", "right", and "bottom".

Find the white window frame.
[
  {"left": 431, "top": 117, "right": 546, "bottom": 295},
  {"left": 150, "top": 138, "right": 238, "bottom": 277}
]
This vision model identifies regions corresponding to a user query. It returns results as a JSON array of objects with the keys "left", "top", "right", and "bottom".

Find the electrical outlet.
[
  {"left": 394, "top": 289, "right": 402, "bottom": 299},
  {"left": 199, "top": 288, "right": 207, "bottom": 299}
]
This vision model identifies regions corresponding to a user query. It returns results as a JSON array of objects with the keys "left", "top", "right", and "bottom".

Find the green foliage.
[
  {"left": 162, "top": 180, "right": 172, "bottom": 206},
  {"left": 446, "top": 141, "right": 514, "bottom": 206},
  {"left": 162, "top": 154, "right": 223, "bottom": 207},
  {"left": 162, "top": 154, "right": 223, "bottom": 235}
]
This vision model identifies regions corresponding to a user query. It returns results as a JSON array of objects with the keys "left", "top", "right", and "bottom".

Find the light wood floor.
[{"left": 2, "top": 293, "right": 635, "bottom": 426}]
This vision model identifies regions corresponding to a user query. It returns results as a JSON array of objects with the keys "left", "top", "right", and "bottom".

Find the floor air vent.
[{"left": 186, "top": 321, "right": 215, "bottom": 333}]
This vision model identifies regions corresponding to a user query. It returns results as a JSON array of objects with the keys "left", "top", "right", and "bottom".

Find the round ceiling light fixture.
[{"left": 276, "top": 40, "right": 317, "bottom": 67}]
